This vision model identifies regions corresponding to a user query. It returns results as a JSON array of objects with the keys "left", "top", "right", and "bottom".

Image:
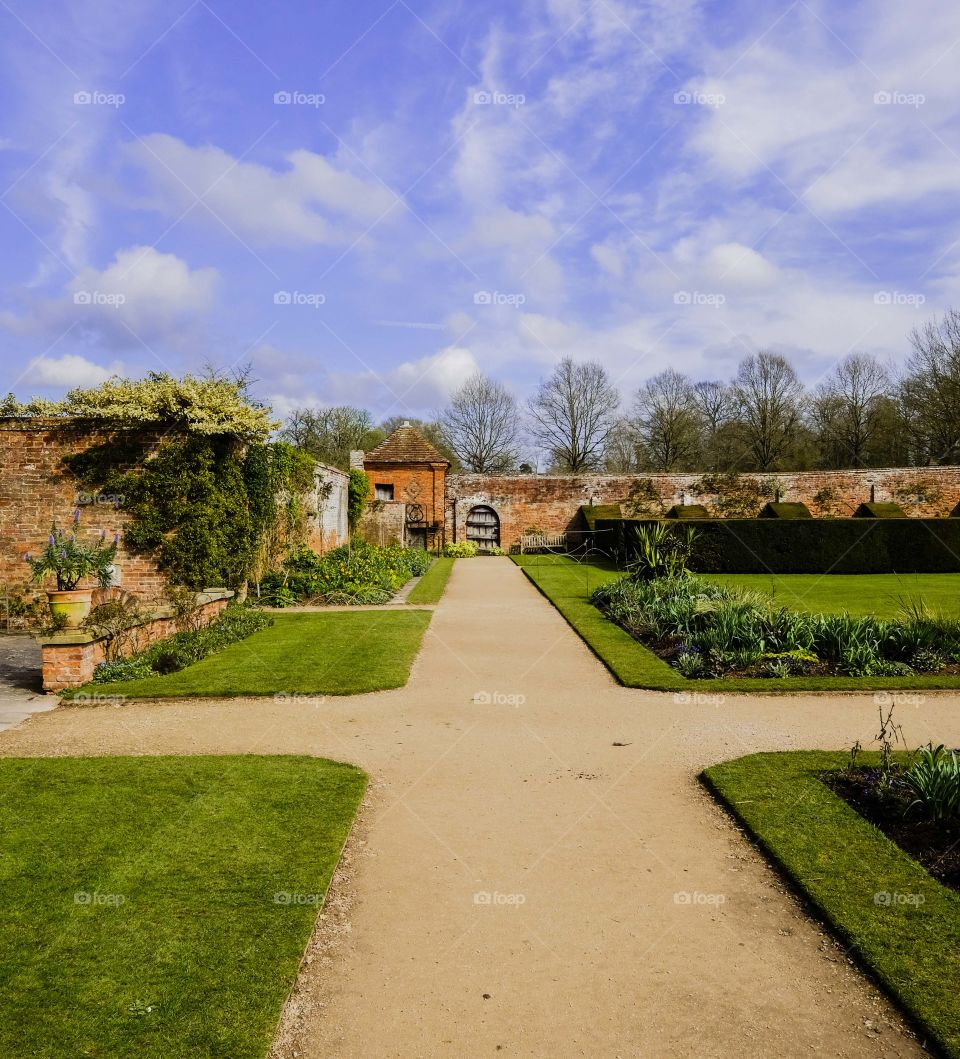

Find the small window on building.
[{"left": 375, "top": 483, "right": 394, "bottom": 500}]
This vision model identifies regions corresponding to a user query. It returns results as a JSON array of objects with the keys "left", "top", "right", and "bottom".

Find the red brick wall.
[
  {"left": 363, "top": 462, "right": 447, "bottom": 525},
  {"left": 447, "top": 468, "right": 960, "bottom": 550},
  {"left": 40, "top": 592, "right": 231, "bottom": 691},
  {"left": 0, "top": 421, "right": 168, "bottom": 600}
]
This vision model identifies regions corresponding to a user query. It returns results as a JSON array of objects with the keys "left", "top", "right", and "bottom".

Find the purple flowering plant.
[{"left": 23, "top": 510, "right": 119, "bottom": 591}]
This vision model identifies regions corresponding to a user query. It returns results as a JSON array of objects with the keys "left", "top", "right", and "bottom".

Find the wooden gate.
[{"left": 465, "top": 505, "right": 500, "bottom": 551}]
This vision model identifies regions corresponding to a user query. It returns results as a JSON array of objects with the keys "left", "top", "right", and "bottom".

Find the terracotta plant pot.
[{"left": 47, "top": 589, "right": 94, "bottom": 629}]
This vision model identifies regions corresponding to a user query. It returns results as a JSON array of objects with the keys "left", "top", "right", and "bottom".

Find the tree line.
[{"left": 281, "top": 309, "right": 960, "bottom": 474}]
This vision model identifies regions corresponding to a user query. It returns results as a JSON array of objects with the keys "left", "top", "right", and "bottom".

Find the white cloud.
[
  {"left": 127, "top": 134, "right": 400, "bottom": 246},
  {"left": 22, "top": 353, "right": 124, "bottom": 388}
]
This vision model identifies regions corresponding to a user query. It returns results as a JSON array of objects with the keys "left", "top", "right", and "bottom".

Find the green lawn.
[
  {"left": 406, "top": 557, "right": 454, "bottom": 604},
  {"left": 703, "top": 751, "right": 960, "bottom": 1058},
  {"left": 0, "top": 755, "right": 366, "bottom": 1058},
  {"left": 79, "top": 610, "right": 432, "bottom": 698},
  {"left": 513, "top": 555, "right": 960, "bottom": 692},
  {"left": 703, "top": 572, "right": 960, "bottom": 617}
]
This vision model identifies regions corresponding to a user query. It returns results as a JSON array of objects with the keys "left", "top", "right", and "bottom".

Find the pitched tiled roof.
[{"left": 364, "top": 422, "right": 450, "bottom": 465}]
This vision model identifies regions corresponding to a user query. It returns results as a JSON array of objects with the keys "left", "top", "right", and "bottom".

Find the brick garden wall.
[
  {"left": 0, "top": 421, "right": 168, "bottom": 599},
  {"left": 447, "top": 467, "right": 960, "bottom": 550},
  {"left": 0, "top": 420, "right": 349, "bottom": 601}
]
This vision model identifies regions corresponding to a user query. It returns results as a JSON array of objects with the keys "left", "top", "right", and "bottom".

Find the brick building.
[{"left": 357, "top": 422, "right": 449, "bottom": 550}]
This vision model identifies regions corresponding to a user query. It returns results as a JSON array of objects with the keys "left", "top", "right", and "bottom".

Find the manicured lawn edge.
[
  {"left": 66, "top": 610, "right": 433, "bottom": 699},
  {"left": 702, "top": 751, "right": 960, "bottom": 1058},
  {"left": 0, "top": 755, "right": 367, "bottom": 1058},
  {"left": 512, "top": 555, "right": 960, "bottom": 693},
  {"left": 406, "top": 557, "right": 454, "bottom": 604}
]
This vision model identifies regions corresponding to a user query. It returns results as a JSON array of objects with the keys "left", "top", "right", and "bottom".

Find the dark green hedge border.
[
  {"left": 597, "top": 517, "right": 960, "bottom": 574},
  {"left": 703, "top": 751, "right": 960, "bottom": 1058}
]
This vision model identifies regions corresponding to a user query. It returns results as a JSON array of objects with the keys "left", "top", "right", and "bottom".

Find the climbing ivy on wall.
[
  {"left": 347, "top": 468, "right": 370, "bottom": 531},
  {"left": 65, "top": 435, "right": 315, "bottom": 590}
]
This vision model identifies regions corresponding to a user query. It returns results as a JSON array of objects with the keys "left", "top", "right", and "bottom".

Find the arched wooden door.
[{"left": 465, "top": 505, "right": 500, "bottom": 551}]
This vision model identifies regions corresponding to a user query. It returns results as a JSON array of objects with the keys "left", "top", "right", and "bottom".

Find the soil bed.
[{"left": 824, "top": 766, "right": 960, "bottom": 892}]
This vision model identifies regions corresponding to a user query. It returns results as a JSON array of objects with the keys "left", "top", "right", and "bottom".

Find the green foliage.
[
  {"left": 89, "top": 606, "right": 272, "bottom": 683},
  {"left": 347, "top": 468, "right": 370, "bottom": 531},
  {"left": 626, "top": 523, "right": 697, "bottom": 580},
  {"left": 690, "top": 472, "right": 779, "bottom": 518},
  {"left": 260, "top": 541, "right": 431, "bottom": 605},
  {"left": 853, "top": 501, "right": 908, "bottom": 518},
  {"left": 664, "top": 504, "right": 710, "bottom": 519},
  {"left": 758, "top": 502, "right": 812, "bottom": 519},
  {"left": 444, "top": 540, "right": 479, "bottom": 557},
  {"left": 24, "top": 513, "right": 118, "bottom": 591},
  {"left": 904, "top": 744, "right": 960, "bottom": 822},
  {"left": 592, "top": 571, "right": 960, "bottom": 679},
  {"left": 600, "top": 517, "right": 960, "bottom": 574},
  {"left": 68, "top": 435, "right": 314, "bottom": 590},
  {"left": 623, "top": 479, "right": 664, "bottom": 517},
  {"left": 3, "top": 371, "right": 276, "bottom": 440}
]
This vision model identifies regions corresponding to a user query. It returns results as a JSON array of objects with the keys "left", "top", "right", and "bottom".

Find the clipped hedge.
[
  {"left": 759, "top": 502, "right": 812, "bottom": 519},
  {"left": 853, "top": 501, "right": 907, "bottom": 518},
  {"left": 597, "top": 517, "right": 960, "bottom": 574},
  {"left": 664, "top": 504, "right": 711, "bottom": 519}
]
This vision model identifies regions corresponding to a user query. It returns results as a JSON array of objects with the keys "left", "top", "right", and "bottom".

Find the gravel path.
[{"left": 2, "top": 557, "right": 957, "bottom": 1057}]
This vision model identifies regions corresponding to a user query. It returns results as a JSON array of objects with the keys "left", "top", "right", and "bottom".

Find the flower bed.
[
  {"left": 258, "top": 541, "right": 432, "bottom": 606},
  {"left": 592, "top": 572, "right": 960, "bottom": 679}
]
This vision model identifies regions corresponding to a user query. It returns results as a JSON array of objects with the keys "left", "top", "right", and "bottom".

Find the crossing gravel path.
[{"left": 3, "top": 557, "right": 956, "bottom": 1058}]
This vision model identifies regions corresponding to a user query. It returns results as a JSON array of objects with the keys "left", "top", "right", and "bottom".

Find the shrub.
[
  {"left": 626, "top": 523, "right": 697, "bottom": 580},
  {"left": 598, "top": 517, "right": 960, "bottom": 574},
  {"left": 904, "top": 744, "right": 960, "bottom": 821},
  {"left": 91, "top": 606, "right": 272, "bottom": 682},
  {"left": 258, "top": 541, "right": 431, "bottom": 604},
  {"left": 444, "top": 540, "right": 479, "bottom": 558},
  {"left": 592, "top": 572, "right": 960, "bottom": 680}
]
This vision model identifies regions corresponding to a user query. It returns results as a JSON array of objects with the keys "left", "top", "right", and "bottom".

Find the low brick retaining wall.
[{"left": 39, "top": 589, "right": 234, "bottom": 692}]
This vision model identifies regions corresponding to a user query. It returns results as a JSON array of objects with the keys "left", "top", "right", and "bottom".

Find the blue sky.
[{"left": 1, "top": 0, "right": 958, "bottom": 421}]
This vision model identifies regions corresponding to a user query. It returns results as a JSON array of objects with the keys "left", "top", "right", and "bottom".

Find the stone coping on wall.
[{"left": 35, "top": 588, "right": 234, "bottom": 646}]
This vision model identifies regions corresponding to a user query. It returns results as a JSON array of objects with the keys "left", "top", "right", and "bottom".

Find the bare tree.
[
  {"left": 438, "top": 372, "right": 521, "bottom": 472},
  {"left": 812, "top": 353, "right": 891, "bottom": 467},
  {"left": 692, "top": 379, "right": 735, "bottom": 470},
  {"left": 280, "top": 405, "right": 383, "bottom": 468},
  {"left": 630, "top": 369, "right": 701, "bottom": 470},
  {"left": 527, "top": 358, "right": 620, "bottom": 471},
  {"left": 731, "top": 351, "right": 806, "bottom": 470},
  {"left": 603, "top": 417, "right": 641, "bottom": 472},
  {"left": 900, "top": 309, "right": 960, "bottom": 464}
]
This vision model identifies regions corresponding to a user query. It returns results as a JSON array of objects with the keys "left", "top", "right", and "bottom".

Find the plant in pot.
[{"left": 23, "top": 512, "right": 119, "bottom": 629}]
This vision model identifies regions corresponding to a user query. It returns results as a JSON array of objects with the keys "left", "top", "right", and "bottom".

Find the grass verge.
[
  {"left": 702, "top": 572, "right": 960, "bottom": 618},
  {"left": 0, "top": 755, "right": 366, "bottom": 1059},
  {"left": 406, "top": 557, "right": 454, "bottom": 604},
  {"left": 703, "top": 751, "right": 960, "bottom": 1058},
  {"left": 72, "top": 610, "right": 432, "bottom": 698},
  {"left": 513, "top": 555, "right": 960, "bottom": 692}
]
